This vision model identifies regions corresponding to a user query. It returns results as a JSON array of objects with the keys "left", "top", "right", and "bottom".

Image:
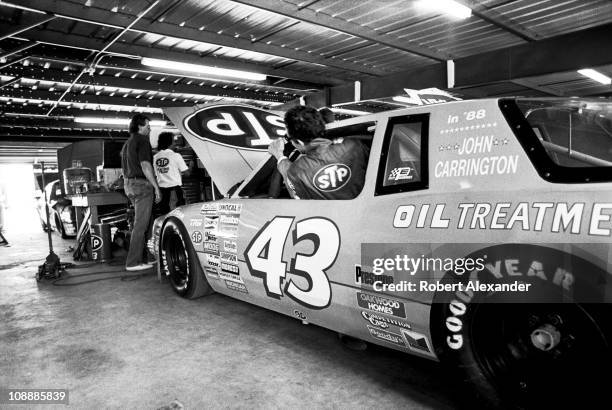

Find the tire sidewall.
[
  {"left": 430, "top": 244, "right": 609, "bottom": 406},
  {"left": 160, "top": 218, "right": 193, "bottom": 297}
]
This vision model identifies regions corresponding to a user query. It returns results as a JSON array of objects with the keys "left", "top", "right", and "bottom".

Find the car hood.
[{"left": 164, "top": 104, "right": 286, "bottom": 196}]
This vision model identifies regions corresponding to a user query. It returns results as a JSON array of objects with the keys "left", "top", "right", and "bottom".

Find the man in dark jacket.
[
  {"left": 121, "top": 114, "right": 161, "bottom": 271},
  {"left": 268, "top": 106, "right": 369, "bottom": 200}
]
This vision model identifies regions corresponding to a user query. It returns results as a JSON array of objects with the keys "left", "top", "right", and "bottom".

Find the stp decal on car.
[
  {"left": 184, "top": 105, "right": 285, "bottom": 151},
  {"left": 245, "top": 216, "right": 340, "bottom": 310},
  {"left": 313, "top": 163, "right": 351, "bottom": 192},
  {"left": 190, "top": 231, "right": 203, "bottom": 244},
  {"left": 357, "top": 292, "right": 406, "bottom": 318}
]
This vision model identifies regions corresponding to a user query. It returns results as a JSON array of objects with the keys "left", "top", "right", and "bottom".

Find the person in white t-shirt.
[{"left": 153, "top": 132, "right": 189, "bottom": 215}]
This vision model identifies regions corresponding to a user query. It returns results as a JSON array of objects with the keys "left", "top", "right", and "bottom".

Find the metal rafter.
[
  {"left": 0, "top": 40, "right": 38, "bottom": 60},
  {"left": 303, "top": 22, "right": 612, "bottom": 105},
  {"left": 0, "top": 107, "right": 166, "bottom": 120},
  {"left": 13, "top": 29, "right": 349, "bottom": 85},
  {"left": 5, "top": 0, "right": 383, "bottom": 76},
  {"left": 0, "top": 14, "right": 55, "bottom": 41},
  {"left": 456, "top": 0, "right": 539, "bottom": 42},
  {"left": 0, "top": 65, "right": 298, "bottom": 102},
  {"left": 229, "top": 0, "right": 449, "bottom": 61}
]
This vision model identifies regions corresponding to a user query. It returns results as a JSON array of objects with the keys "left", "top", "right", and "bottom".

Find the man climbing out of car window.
[{"left": 267, "top": 105, "right": 369, "bottom": 200}]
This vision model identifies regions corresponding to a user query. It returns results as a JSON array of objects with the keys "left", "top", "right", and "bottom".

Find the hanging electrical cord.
[{"left": 46, "top": 0, "right": 160, "bottom": 116}]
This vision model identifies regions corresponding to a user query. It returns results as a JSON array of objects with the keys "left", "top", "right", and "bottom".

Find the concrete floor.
[{"left": 1, "top": 230, "right": 460, "bottom": 409}]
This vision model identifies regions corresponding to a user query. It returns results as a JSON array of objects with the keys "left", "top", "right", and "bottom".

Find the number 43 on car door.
[{"left": 245, "top": 216, "right": 340, "bottom": 309}]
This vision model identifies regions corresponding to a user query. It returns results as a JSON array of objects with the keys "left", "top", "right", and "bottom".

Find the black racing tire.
[
  {"left": 430, "top": 244, "right": 612, "bottom": 409},
  {"left": 160, "top": 218, "right": 213, "bottom": 299}
]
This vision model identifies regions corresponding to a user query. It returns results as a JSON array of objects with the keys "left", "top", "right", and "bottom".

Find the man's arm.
[{"left": 141, "top": 161, "right": 162, "bottom": 203}]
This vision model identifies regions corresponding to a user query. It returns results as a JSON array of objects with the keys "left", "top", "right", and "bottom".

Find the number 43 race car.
[{"left": 151, "top": 98, "right": 612, "bottom": 408}]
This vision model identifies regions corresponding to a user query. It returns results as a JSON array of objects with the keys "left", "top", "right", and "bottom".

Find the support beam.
[
  {"left": 0, "top": 107, "right": 166, "bottom": 121},
  {"left": 0, "top": 88, "right": 188, "bottom": 108},
  {"left": 0, "top": 77, "right": 21, "bottom": 89},
  {"left": 16, "top": 29, "right": 348, "bottom": 85},
  {"left": 6, "top": 0, "right": 382, "bottom": 76},
  {"left": 0, "top": 65, "right": 294, "bottom": 103},
  {"left": 454, "top": 23, "right": 612, "bottom": 87},
  {"left": 304, "top": 23, "right": 612, "bottom": 105},
  {"left": 0, "top": 41, "right": 38, "bottom": 60},
  {"left": 510, "top": 79, "right": 564, "bottom": 97},
  {"left": 0, "top": 15, "right": 56, "bottom": 41},
  {"left": 457, "top": 0, "right": 539, "bottom": 42},
  {"left": 229, "top": 0, "right": 449, "bottom": 61}
]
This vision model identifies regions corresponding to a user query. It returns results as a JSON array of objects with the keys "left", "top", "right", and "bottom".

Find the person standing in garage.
[
  {"left": 153, "top": 132, "right": 189, "bottom": 215},
  {"left": 121, "top": 114, "right": 161, "bottom": 271}
]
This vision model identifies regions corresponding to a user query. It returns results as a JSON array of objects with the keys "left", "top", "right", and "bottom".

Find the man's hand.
[
  {"left": 268, "top": 138, "right": 285, "bottom": 160},
  {"left": 154, "top": 187, "right": 162, "bottom": 204}
]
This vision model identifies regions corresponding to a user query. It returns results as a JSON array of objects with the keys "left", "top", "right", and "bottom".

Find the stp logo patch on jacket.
[{"left": 313, "top": 163, "right": 352, "bottom": 192}]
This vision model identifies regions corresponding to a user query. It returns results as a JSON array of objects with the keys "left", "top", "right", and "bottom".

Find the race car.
[
  {"left": 151, "top": 99, "right": 612, "bottom": 407},
  {"left": 36, "top": 179, "right": 77, "bottom": 238}
]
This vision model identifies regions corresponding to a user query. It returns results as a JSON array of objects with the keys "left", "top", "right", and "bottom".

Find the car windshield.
[{"left": 516, "top": 99, "right": 612, "bottom": 168}]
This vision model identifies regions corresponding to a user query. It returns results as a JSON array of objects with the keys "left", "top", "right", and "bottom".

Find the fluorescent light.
[
  {"left": 74, "top": 117, "right": 129, "bottom": 125},
  {"left": 141, "top": 57, "right": 267, "bottom": 81},
  {"left": 416, "top": 0, "right": 472, "bottom": 19},
  {"left": 578, "top": 69, "right": 611, "bottom": 85},
  {"left": 74, "top": 117, "right": 168, "bottom": 127}
]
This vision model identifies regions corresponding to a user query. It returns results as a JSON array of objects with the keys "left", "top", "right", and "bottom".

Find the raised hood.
[{"left": 164, "top": 104, "right": 285, "bottom": 195}]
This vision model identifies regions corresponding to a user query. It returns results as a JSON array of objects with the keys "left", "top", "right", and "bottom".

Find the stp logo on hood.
[
  {"left": 313, "top": 163, "right": 351, "bottom": 192},
  {"left": 184, "top": 104, "right": 286, "bottom": 151}
]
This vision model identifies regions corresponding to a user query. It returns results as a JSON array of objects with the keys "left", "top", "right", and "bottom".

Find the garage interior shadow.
[{"left": 1, "top": 229, "right": 464, "bottom": 409}]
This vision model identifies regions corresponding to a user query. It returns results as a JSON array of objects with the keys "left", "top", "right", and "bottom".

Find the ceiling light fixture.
[
  {"left": 141, "top": 57, "right": 267, "bottom": 81},
  {"left": 416, "top": 0, "right": 472, "bottom": 19},
  {"left": 73, "top": 117, "right": 167, "bottom": 127},
  {"left": 577, "top": 68, "right": 612, "bottom": 85}
]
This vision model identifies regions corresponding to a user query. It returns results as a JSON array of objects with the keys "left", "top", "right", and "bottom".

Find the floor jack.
[{"left": 36, "top": 161, "right": 69, "bottom": 281}]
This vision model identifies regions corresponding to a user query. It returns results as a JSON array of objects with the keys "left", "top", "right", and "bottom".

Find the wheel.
[
  {"left": 160, "top": 218, "right": 213, "bottom": 299},
  {"left": 430, "top": 244, "right": 611, "bottom": 408}
]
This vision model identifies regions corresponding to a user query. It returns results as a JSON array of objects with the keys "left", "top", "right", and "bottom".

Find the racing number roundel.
[{"left": 245, "top": 216, "right": 340, "bottom": 309}]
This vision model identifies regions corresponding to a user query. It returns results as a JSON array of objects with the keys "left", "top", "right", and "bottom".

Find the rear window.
[{"left": 501, "top": 98, "right": 612, "bottom": 183}]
